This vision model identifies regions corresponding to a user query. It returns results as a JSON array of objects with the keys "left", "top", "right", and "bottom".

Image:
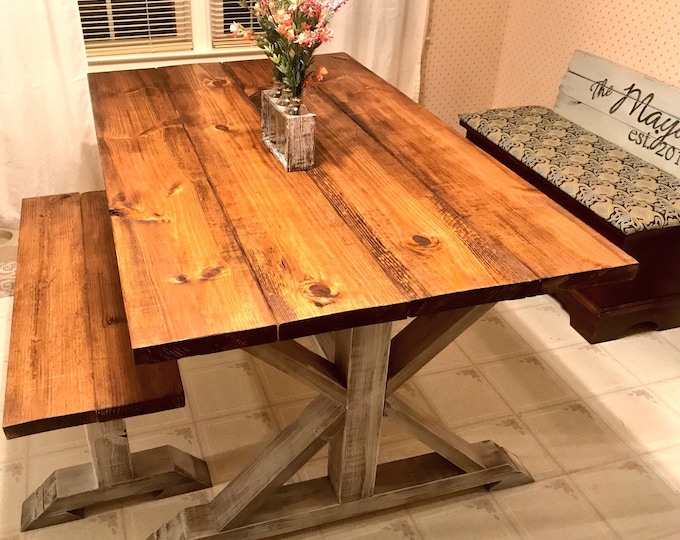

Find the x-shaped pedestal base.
[{"left": 148, "top": 303, "right": 533, "bottom": 539}]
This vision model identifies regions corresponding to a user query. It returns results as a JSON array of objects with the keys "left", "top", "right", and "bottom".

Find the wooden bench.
[
  {"left": 2, "top": 191, "right": 211, "bottom": 531},
  {"left": 460, "top": 50, "right": 680, "bottom": 343}
]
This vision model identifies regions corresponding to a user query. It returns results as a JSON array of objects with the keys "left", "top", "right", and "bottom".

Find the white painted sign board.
[{"left": 554, "top": 50, "right": 680, "bottom": 177}]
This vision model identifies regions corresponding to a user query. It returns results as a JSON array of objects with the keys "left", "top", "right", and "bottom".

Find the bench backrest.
[{"left": 554, "top": 50, "right": 680, "bottom": 178}]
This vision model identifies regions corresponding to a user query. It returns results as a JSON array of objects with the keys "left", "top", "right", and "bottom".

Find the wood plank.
[
  {"left": 209, "top": 396, "right": 345, "bottom": 531},
  {"left": 384, "top": 394, "right": 488, "bottom": 472},
  {"left": 567, "top": 50, "right": 680, "bottom": 122},
  {"left": 328, "top": 323, "right": 391, "bottom": 502},
  {"left": 157, "top": 63, "right": 411, "bottom": 339},
  {"left": 88, "top": 70, "right": 277, "bottom": 362},
  {"left": 226, "top": 60, "right": 543, "bottom": 313},
  {"left": 3, "top": 194, "right": 97, "bottom": 438},
  {"left": 312, "top": 54, "right": 637, "bottom": 299},
  {"left": 80, "top": 191, "right": 185, "bottom": 418},
  {"left": 313, "top": 331, "right": 337, "bottom": 361},
  {"left": 554, "top": 89, "right": 680, "bottom": 177},
  {"left": 22, "top": 445, "right": 211, "bottom": 531},
  {"left": 244, "top": 341, "right": 346, "bottom": 405},
  {"left": 147, "top": 453, "right": 525, "bottom": 540},
  {"left": 386, "top": 304, "right": 493, "bottom": 395},
  {"left": 85, "top": 420, "right": 135, "bottom": 487}
]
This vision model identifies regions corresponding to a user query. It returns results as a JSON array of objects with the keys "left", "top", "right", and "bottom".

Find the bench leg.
[{"left": 21, "top": 419, "right": 212, "bottom": 531}]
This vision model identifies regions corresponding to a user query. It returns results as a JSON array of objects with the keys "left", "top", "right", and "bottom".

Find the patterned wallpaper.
[
  {"left": 420, "top": 0, "right": 509, "bottom": 130},
  {"left": 421, "top": 0, "right": 680, "bottom": 132}
]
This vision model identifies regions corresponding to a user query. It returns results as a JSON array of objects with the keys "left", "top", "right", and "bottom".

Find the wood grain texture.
[
  {"left": 245, "top": 341, "right": 346, "bottom": 405},
  {"left": 209, "top": 396, "right": 345, "bottom": 531},
  {"left": 147, "top": 453, "right": 526, "bottom": 540},
  {"left": 156, "top": 63, "right": 411, "bottom": 339},
  {"left": 3, "top": 194, "right": 97, "bottom": 438},
  {"left": 3, "top": 192, "right": 189, "bottom": 439},
  {"left": 85, "top": 420, "right": 135, "bottom": 487},
  {"left": 310, "top": 55, "right": 638, "bottom": 303},
  {"left": 386, "top": 304, "right": 494, "bottom": 396},
  {"left": 88, "top": 70, "right": 277, "bottom": 362},
  {"left": 384, "top": 394, "right": 487, "bottom": 472},
  {"left": 328, "top": 323, "right": 391, "bottom": 502},
  {"left": 90, "top": 57, "right": 636, "bottom": 361},
  {"left": 21, "top": 445, "right": 211, "bottom": 531},
  {"left": 81, "top": 192, "right": 185, "bottom": 418}
]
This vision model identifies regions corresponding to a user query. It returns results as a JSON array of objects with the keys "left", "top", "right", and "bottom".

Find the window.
[
  {"left": 210, "top": 0, "right": 258, "bottom": 49},
  {"left": 77, "top": 0, "right": 261, "bottom": 63},
  {"left": 78, "top": 0, "right": 193, "bottom": 57}
]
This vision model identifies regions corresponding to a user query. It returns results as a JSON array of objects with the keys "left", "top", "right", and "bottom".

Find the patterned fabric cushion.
[{"left": 460, "top": 106, "right": 680, "bottom": 235}]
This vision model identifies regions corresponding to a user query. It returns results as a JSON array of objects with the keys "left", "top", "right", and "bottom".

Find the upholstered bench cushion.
[{"left": 460, "top": 106, "right": 680, "bottom": 235}]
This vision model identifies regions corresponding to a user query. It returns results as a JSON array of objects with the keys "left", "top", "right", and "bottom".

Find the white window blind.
[
  {"left": 78, "top": 0, "right": 193, "bottom": 57},
  {"left": 210, "top": 0, "right": 259, "bottom": 49}
]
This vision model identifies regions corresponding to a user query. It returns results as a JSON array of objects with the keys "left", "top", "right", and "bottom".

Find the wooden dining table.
[{"left": 88, "top": 54, "right": 638, "bottom": 539}]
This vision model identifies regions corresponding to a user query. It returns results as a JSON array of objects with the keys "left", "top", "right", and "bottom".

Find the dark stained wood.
[
  {"left": 81, "top": 192, "right": 185, "bottom": 418},
  {"left": 3, "top": 192, "right": 187, "bottom": 439},
  {"left": 88, "top": 70, "right": 277, "bottom": 362},
  {"left": 156, "top": 63, "right": 411, "bottom": 339},
  {"left": 3, "top": 194, "right": 97, "bottom": 438},
  {"left": 305, "top": 55, "right": 638, "bottom": 303}
]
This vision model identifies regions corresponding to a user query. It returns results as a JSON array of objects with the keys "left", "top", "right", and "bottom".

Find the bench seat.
[
  {"left": 460, "top": 106, "right": 680, "bottom": 236},
  {"left": 461, "top": 104, "right": 680, "bottom": 342},
  {"left": 2, "top": 191, "right": 211, "bottom": 531}
]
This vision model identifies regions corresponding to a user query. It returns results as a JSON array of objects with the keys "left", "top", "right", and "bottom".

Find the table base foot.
[
  {"left": 147, "top": 450, "right": 532, "bottom": 540},
  {"left": 21, "top": 445, "right": 211, "bottom": 531}
]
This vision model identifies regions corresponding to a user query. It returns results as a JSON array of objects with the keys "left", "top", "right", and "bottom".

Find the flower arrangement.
[{"left": 231, "top": 0, "right": 348, "bottom": 98}]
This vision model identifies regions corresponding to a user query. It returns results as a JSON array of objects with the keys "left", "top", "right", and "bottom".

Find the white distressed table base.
[
  {"left": 148, "top": 304, "right": 533, "bottom": 539},
  {"left": 22, "top": 419, "right": 211, "bottom": 531}
]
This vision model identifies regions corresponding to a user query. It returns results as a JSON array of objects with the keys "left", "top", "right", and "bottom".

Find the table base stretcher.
[{"left": 148, "top": 303, "right": 533, "bottom": 539}]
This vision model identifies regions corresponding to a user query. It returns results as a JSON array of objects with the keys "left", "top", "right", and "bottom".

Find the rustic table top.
[{"left": 88, "top": 54, "right": 637, "bottom": 363}]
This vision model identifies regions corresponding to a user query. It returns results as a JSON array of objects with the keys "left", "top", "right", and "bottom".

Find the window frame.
[{"left": 85, "top": 0, "right": 264, "bottom": 73}]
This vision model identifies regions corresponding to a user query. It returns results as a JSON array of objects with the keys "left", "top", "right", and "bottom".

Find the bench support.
[
  {"left": 21, "top": 419, "right": 211, "bottom": 531},
  {"left": 147, "top": 306, "right": 532, "bottom": 539}
]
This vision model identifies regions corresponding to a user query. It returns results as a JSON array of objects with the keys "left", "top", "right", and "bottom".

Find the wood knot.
[
  {"left": 170, "top": 274, "right": 189, "bottom": 284},
  {"left": 167, "top": 183, "right": 183, "bottom": 196},
  {"left": 109, "top": 203, "right": 170, "bottom": 223},
  {"left": 210, "top": 78, "right": 227, "bottom": 87},
  {"left": 200, "top": 266, "right": 225, "bottom": 280},
  {"left": 406, "top": 234, "right": 441, "bottom": 252},
  {"left": 302, "top": 280, "right": 340, "bottom": 307},
  {"left": 215, "top": 124, "right": 230, "bottom": 132},
  {"left": 106, "top": 316, "right": 127, "bottom": 326}
]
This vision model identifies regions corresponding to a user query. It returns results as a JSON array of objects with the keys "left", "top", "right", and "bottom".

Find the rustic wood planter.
[{"left": 261, "top": 89, "right": 316, "bottom": 171}]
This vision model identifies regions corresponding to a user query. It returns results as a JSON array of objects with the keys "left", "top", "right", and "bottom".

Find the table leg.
[
  {"left": 328, "top": 323, "right": 391, "bottom": 502},
  {"left": 148, "top": 307, "right": 532, "bottom": 540}
]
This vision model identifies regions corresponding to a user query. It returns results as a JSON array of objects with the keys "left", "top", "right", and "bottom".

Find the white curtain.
[
  {"left": 0, "top": 0, "right": 103, "bottom": 230},
  {"left": 324, "top": 0, "right": 431, "bottom": 100}
]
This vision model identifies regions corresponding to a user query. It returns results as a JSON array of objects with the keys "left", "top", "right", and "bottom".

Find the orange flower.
[{"left": 315, "top": 66, "right": 328, "bottom": 81}]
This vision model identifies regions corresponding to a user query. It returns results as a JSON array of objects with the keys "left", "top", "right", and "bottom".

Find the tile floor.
[{"left": 1, "top": 292, "right": 680, "bottom": 539}]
